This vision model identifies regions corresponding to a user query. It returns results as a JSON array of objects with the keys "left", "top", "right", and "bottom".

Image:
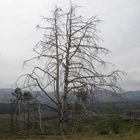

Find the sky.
[{"left": 0, "top": 0, "right": 140, "bottom": 91}]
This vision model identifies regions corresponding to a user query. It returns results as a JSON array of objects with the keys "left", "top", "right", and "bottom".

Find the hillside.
[
  {"left": 0, "top": 88, "right": 14, "bottom": 102},
  {"left": 0, "top": 88, "right": 140, "bottom": 103}
]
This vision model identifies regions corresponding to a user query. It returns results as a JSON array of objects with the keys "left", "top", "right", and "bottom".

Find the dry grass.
[{"left": 1, "top": 133, "right": 140, "bottom": 140}]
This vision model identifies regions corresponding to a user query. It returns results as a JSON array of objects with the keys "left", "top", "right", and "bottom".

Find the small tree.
[
  {"left": 12, "top": 88, "right": 23, "bottom": 130},
  {"left": 12, "top": 88, "right": 34, "bottom": 133},
  {"left": 17, "top": 5, "right": 122, "bottom": 134}
]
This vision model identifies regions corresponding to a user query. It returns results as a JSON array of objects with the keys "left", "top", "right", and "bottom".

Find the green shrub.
[
  {"left": 95, "top": 120, "right": 110, "bottom": 135},
  {"left": 109, "top": 116, "right": 120, "bottom": 134},
  {"left": 73, "top": 119, "right": 85, "bottom": 132},
  {"left": 95, "top": 115, "right": 121, "bottom": 134}
]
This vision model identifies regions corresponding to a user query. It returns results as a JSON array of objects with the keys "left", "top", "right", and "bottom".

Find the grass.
[
  {"left": 0, "top": 113, "right": 140, "bottom": 140},
  {"left": 1, "top": 133, "right": 140, "bottom": 140}
]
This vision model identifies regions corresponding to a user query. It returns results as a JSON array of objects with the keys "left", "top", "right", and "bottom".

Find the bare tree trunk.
[
  {"left": 54, "top": 8, "right": 62, "bottom": 133},
  {"left": 38, "top": 103, "right": 43, "bottom": 133},
  {"left": 15, "top": 101, "right": 20, "bottom": 131},
  {"left": 23, "top": 99, "right": 26, "bottom": 131},
  {"left": 10, "top": 99, "right": 14, "bottom": 132}
]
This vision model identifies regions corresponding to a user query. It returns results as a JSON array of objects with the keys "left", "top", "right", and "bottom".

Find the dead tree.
[{"left": 17, "top": 5, "right": 122, "bottom": 134}]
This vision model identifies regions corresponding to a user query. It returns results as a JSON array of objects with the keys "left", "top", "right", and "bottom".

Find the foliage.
[
  {"left": 73, "top": 119, "right": 85, "bottom": 132},
  {"left": 108, "top": 115, "right": 121, "bottom": 134},
  {"left": 95, "top": 119, "right": 110, "bottom": 135},
  {"left": 95, "top": 115, "right": 122, "bottom": 134}
]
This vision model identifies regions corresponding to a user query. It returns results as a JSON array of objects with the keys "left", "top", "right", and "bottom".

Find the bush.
[
  {"left": 95, "top": 120, "right": 110, "bottom": 135},
  {"left": 95, "top": 115, "right": 121, "bottom": 134},
  {"left": 109, "top": 116, "right": 120, "bottom": 134},
  {"left": 73, "top": 119, "right": 85, "bottom": 132}
]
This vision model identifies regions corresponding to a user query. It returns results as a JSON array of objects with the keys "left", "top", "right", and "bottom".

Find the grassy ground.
[
  {"left": 0, "top": 113, "right": 140, "bottom": 140},
  {"left": 1, "top": 133, "right": 140, "bottom": 140}
]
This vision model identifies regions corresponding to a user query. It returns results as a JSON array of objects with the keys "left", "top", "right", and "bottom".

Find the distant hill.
[
  {"left": 124, "top": 91, "right": 140, "bottom": 101},
  {"left": 92, "top": 89, "right": 124, "bottom": 102},
  {"left": 0, "top": 88, "right": 140, "bottom": 103},
  {"left": 0, "top": 88, "right": 14, "bottom": 102}
]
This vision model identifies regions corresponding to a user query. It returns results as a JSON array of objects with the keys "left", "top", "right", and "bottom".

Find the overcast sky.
[{"left": 0, "top": 0, "right": 140, "bottom": 91}]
